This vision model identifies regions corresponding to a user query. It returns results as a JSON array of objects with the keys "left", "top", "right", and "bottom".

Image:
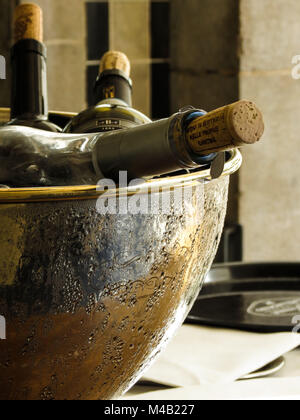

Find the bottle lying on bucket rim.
[{"left": 0, "top": 100, "right": 264, "bottom": 188}]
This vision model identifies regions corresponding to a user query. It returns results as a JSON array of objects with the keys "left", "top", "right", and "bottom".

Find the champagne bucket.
[{"left": 0, "top": 109, "right": 242, "bottom": 400}]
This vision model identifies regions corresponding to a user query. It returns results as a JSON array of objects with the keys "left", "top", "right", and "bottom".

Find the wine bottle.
[
  {"left": 64, "top": 51, "right": 151, "bottom": 134},
  {"left": 0, "top": 101, "right": 264, "bottom": 188},
  {"left": 6, "top": 3, "right": 61, "bottom": 132}
]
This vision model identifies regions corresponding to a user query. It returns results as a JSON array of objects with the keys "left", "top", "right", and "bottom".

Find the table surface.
[{"left": 124, "top": 346, "right": 300, "bottom": 399}]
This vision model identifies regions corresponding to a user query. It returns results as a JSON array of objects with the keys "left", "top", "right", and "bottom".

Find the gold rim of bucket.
[{"left": 0, "top": 108, "right": 242, "bottom": 203}]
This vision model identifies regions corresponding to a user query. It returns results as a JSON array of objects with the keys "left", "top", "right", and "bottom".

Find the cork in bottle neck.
[
  {"left": 99, "top": 51, "right": 131, "bottom": 78},
  {"left": 13, "top": 3, "right": 43, "bottom": 44}
]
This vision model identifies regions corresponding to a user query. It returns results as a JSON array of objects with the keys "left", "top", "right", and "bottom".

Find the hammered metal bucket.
[{"left": 0, "top": 109, "right": 242, "bottom": 400}]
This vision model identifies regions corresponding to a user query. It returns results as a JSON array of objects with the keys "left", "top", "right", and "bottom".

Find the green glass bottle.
[
  {"left": 6, "top": 3, "right": 61, "bottom": 133},
  {"left": 64, "top": 51, "right": 151, "bottom": 134}
]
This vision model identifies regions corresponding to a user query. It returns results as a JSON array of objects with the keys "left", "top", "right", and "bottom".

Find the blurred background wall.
[
  {"left": 0, "top": 0, "right": 18, "bottom": 107},
  {"left": 239, "top": 0, "right": 300, "bottom": 262},
  {"left": 1, "top": 0, "right": 300, "bottom": 262}
]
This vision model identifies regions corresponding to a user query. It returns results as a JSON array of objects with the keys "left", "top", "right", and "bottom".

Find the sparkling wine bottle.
[
  {"left": 0, "top": 100, "right": 264, "bottom": 188},
  {"left": 64, "top": 51, "right": 151, "bottom": 134},
  {"left": 6, "top": 3, "right": 61, "bottom": 132}
]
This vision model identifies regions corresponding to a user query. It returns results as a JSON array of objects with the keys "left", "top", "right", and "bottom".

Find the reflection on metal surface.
[
  {"left": 0, "top": 108, "right": 76, "bottom": 125},
  {"left": 0, "top": 108, "right": 10, "bottom": 125},
  {"left": 240, "top": 357, "right": 285, "bottom": 380},
  {"left": 0, "top": 111, "right": 241, "bottom": 400},
  {"left": 0, "top": 148, "right": 242, "bottom": 203},
  {"left": 247, "top": 298, "right": 300, "bottom": 318}
]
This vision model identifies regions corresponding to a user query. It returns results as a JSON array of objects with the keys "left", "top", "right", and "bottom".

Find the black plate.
[{"left": 186, "top": 262, "right": 300, "bottom": 333}]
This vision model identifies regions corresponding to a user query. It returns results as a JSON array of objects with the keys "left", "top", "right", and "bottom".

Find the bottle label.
[
  {"left": 95, "top": 118, "right": 137, "bottom": 132},
  {"left": 95, "top": 72, "right": 132, "bottom": 107},
  {"left": 103, "top": 85, "right": 115, "bottom": 99}
]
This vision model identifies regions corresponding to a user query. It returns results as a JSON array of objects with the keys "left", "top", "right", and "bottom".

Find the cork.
[
  {"left": 99, "top": 51, "right": 131, "bottom": 77},
  {"left": 13, "top": 3, "right": 43, "bottom": 44},
  {"left": 186, "top": 100, "right": 264, "bottom": 155}
]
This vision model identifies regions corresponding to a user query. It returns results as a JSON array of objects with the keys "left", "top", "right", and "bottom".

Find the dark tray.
[{"left": 186, "top": 262, "right": 300, "bottom": 333}]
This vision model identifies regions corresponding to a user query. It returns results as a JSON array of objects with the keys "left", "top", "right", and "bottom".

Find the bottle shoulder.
[
  {"left": 6, "top": 117, "right": 62, "bottom": 132},
  {"left": 64, "top": 103, "right": 151, "bottom": 133}
]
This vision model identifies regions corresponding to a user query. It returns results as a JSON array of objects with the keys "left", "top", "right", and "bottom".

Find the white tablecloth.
[{"left": 122, "top": 325, "right": 300, "bottom": 400}]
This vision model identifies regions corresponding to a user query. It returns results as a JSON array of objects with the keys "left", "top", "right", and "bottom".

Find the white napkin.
[
  {"left": 123, "top": 378, "right": 300, "bottom": 400},
  {"left": 140, "top": 325, "right": 300, "bottom": 387}
]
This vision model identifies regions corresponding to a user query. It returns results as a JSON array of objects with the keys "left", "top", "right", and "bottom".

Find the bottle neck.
[
  {"left": 94, "top": 69, "right": 132, "bottom": 107},
  {"left": 11, "top": 39, "right": 48, "bottom": 120}
]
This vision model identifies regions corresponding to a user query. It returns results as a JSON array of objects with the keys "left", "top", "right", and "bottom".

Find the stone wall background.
[
  {"left": 239, "top": 0, "right": 300, "bottom": 261},
  {"left": 20, "top": 0, "right": 86, "bottom": 113}
]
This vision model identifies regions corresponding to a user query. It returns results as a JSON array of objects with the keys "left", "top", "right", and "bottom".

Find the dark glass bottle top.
[
  {"left": 64, "top": 66, "right": 150, "bottom": 134},
  {"left": 8, "top": 38, "right": 61, "bottom": 132},
  {"left": 94, "top": 68, "right": 133, "bottom": 107},
  {"left": 11, "top": 38, "right": 46, "bottom": 59}
]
